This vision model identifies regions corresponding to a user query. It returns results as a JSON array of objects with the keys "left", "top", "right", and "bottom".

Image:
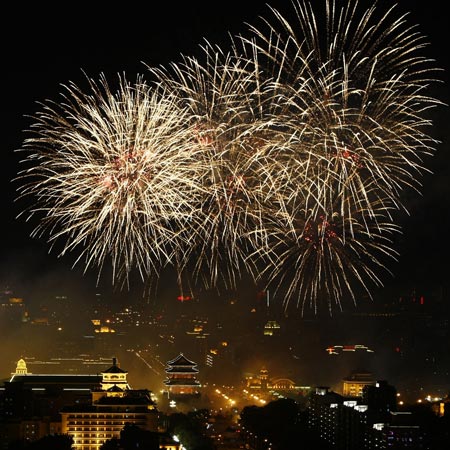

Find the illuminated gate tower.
[{"left": 163, "top": 353, "right": 201, "bottom": 398}]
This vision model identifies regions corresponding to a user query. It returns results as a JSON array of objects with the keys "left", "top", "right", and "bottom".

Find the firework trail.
[{"left": 15, "top": 0, "right": 443, "bottom": 313}]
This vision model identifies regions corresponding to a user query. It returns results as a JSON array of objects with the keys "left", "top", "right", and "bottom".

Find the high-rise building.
[
  {"left": 60, "top": 392, "right": 158, "bottom": 450},
  {"left": 367, "top": 412, "right": 425, "bottom": 449},
  {"left": 307, "top": 383, "right": 428, "bottom": 450},
  {"left": 308, "top": 387, "right": 343, "bottom": 447},
  {"left": 362, "top": 380, "right": 397, "bottom": 424},
  {"left": 61, "top": 358, "right": 158, "bottom": 450}
]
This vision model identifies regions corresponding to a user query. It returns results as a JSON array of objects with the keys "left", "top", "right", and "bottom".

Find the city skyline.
[{"left": 1, "top": 282, "right": 448, "bottom": 401}]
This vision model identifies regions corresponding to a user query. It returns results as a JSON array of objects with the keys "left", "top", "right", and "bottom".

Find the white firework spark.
[
  {"left": 234, "top": 0, "right": 442, "bottom": 309},
  {"left": 147, "top": 42, "right": 281, "bottom": 291},
  {"left": 16, "top": 74, "right": 209, "bottom": 285},
  {"left": 15, "top": 0, "right": 443, "bottom": 313}
]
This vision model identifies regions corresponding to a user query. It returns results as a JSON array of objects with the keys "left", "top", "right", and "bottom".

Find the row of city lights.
[
  {"left": 242, "top": 389, "right": 267, "bottom": 405},
  {"left": 396, "top": 392, "right": 443, "bottom": 406},
  {"left": 215, "top": 388, "right": 236, "bottom": 406}
]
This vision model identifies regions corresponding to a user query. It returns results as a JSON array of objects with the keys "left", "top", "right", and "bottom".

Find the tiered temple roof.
[{"left": 163, "top": 353, "right": 201, "bottom": 394}]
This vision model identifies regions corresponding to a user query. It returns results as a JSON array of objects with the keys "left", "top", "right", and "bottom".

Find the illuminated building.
[
  {"left": 206, "top": 350, "right": 216, "bottom": 368},
  {"left": 60, "top": 358, "right": 158, "bottom": 450},
  {"left": 94, "top": 325, "right": 116, "bottom": 333},
  {"left": 244, "top": 367, "right": 309, "bottom": 396},
  {"left": 263, "top": 320, "right": 280, "bottom": 336},
  {"left": 185, "top": 319, "right": 209, "bottom": 339},
  {"left": 13, "top": 358, "right": 28, "bottom": 375},
  {"left": 60, "top": 391, "right": 157, "bottom": 450},
  {"left": 163, "top": 353, "right": 201, "bottom": 397},
  {"left": 307, "top": 382, "right": 429, "bottom": 449},
  {"left": 308, "top": 387, "right": 343, "bottom": 447},
  {"left": 259, "top": 367, "right": 269, "bottom": 389},
  {"left": 245, "top": 367, "right": 270, "bottom": 390},
  {"left": 431, "top": 393, "right": 450, "bottom": 417},
  {"left": 5, "top": 358, "right": 102, "bottom": 402},
  {"left": 11, "top": 356, "right": 118, "bottom": 375},
  {"left": 203, "top": 341, "right": 233, "bottom": 384},
  {"left": 0, "top": 358, "right": 158, "bottom": 450},
  {"left": 159, "top": 434, "right": 182, "bottom": 449},
  {"left": 342, "top": 370, "right": 375, "bottom": 397},
  {"left": 366, "top": 412, "right": 425, "bottom": 449},
  {"left": 0, "top": 359, "right": 102, "bottom": 448},
  {"left": 93, "top": 357, "right": 129, "bottom": 393},
  {"left": 308, "top": 387, "right": 370, "bottom": 449}
]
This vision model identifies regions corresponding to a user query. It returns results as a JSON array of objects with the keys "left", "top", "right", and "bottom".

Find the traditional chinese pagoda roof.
[
  {"left": 102, "top": 357, "right": 127, "bottom": 374},
  {"left": 107, "top": 384, "right": 125, "bottom": 392},
  {"left": 164, "top": 378, "right": 201, "bottom": 386},
  {"left": 166, "top": 353, "right": 197, "bottom": 367},
  {"left": 165, "top": 366, "right": 199, "bottom": 374}
]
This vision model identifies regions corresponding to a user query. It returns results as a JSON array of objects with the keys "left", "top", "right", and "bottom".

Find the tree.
[
  {"left": 27, "top": 434, "right": 73, "bottom": 449},
  {"left": 120, "top": 424, "right": 159, "bottom": 450},
  {"left": 240, "top": 398, "right": 332, "bottom": 449},
  {"left": 99, "top": 437, "right": 120, "bottom": 450},
  {"left": 100, "top": 424, "right": 159, "bottom": 450},
  {"left": 168, "top": 412, "right": 214, "bottom": 450}
]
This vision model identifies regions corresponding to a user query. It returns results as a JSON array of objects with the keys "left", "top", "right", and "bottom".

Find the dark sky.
[{"left": 1, "top": 0, "right": 449, "bottom": 308}]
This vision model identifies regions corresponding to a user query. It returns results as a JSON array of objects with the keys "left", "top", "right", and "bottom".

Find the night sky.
[{"left": 1, "top": 0, "right": 449, "bottom": 310}]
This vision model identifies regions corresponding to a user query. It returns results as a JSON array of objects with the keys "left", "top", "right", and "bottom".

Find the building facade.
[
  {"left": 307, "top": 384, "right": 427, "bottom": 450},
  {"left": 0, "top": 358, "right": 159, "bottom": 450},
  {"left": 0, "top": 359, "right": 101, "bottom": 448},
  {"left": 342, "top": 370, "right": 375, "bottom": 397},
  {"left": 61, "top": 358, "right": 158, "bottom": 450}
]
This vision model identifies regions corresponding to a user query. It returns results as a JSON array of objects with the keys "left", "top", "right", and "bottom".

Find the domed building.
[{"left": 13, "top": 358, "right": 28, "bottom": 375}]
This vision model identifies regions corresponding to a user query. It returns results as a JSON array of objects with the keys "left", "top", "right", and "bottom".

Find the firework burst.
[
  {"left": 15, "top": 0, "right": 443, "bottom": 313},
  {"left": 147, "top": 43, "right": 281, "bottom": 291},
  {"left": 15, "top": 74, "right": 209, "bottom": 285},
  {"left": 234, "top": 0, "right": 442, "bottom": 309}
]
